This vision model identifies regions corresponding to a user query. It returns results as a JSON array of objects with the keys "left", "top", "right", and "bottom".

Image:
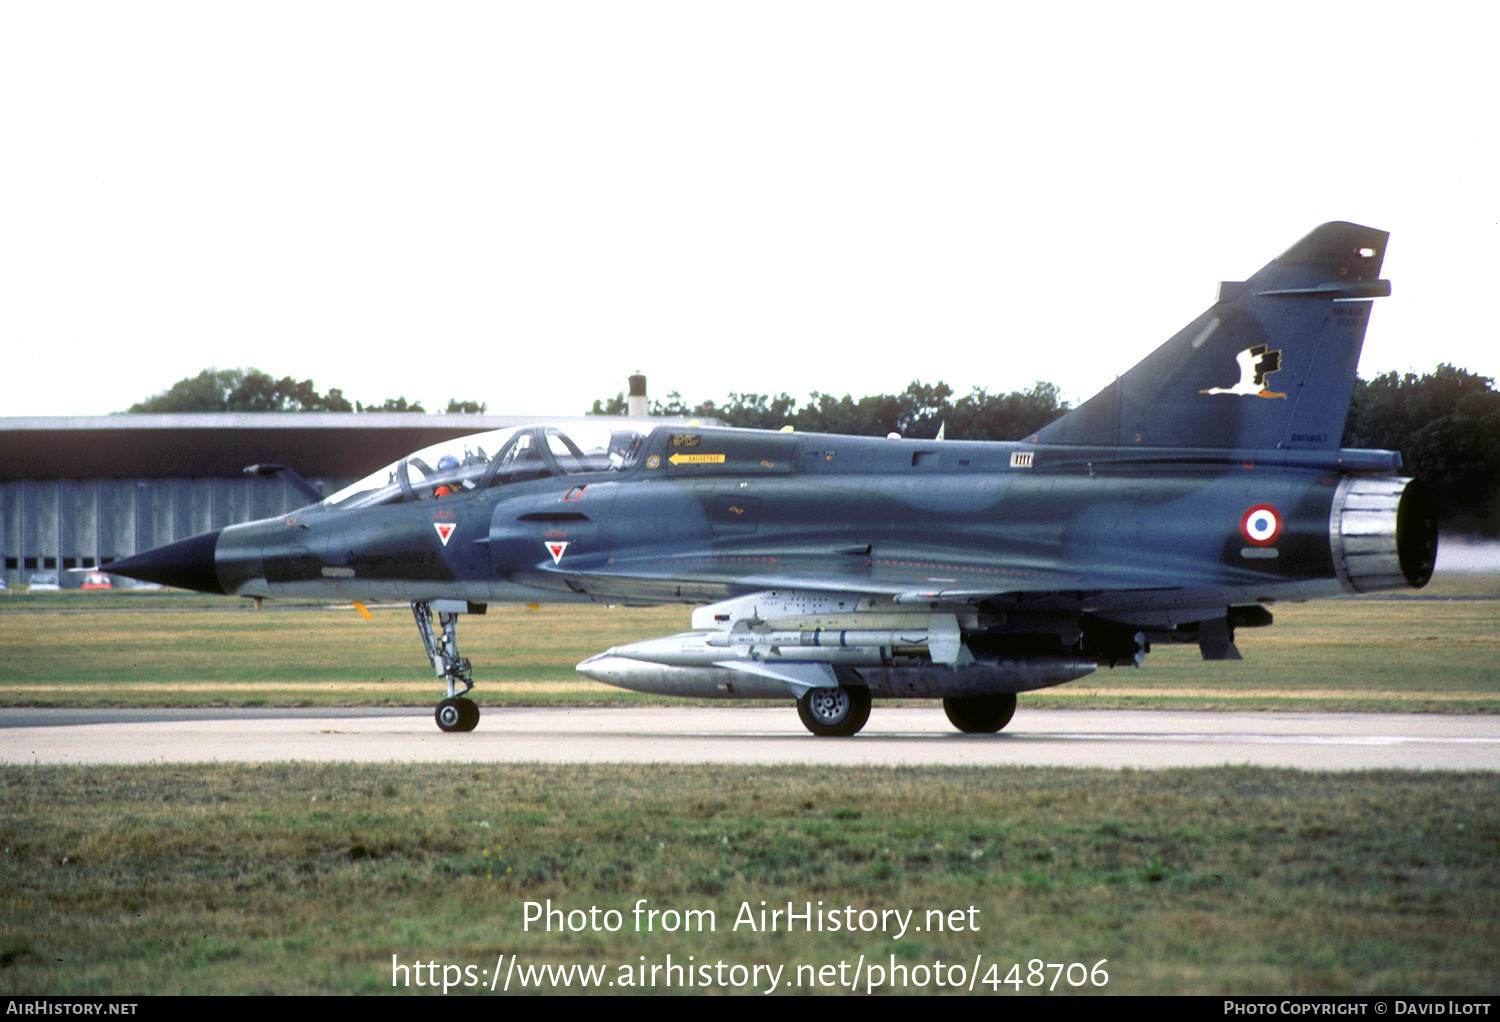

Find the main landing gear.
[
  {"left": 793, "top": 688, "right": 1020, "bottom": 737},
  {"left": 942, "top": 693, "right": 1017, "bottom": 733},
  {"left": 412, "top": 601, "right": 479, "bottom": 732},
  {"left": 796, "top": 685, "right": 872, "bottom": 737}
]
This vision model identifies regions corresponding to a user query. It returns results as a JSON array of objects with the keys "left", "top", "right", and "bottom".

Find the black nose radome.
[{"left": 106, "top": 530, "right": 225, "bottom": 595}]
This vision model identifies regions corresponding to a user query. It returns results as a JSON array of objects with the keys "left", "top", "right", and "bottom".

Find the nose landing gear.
[{"left": 413, "top": 600, "right": 481, "bottom": 732}]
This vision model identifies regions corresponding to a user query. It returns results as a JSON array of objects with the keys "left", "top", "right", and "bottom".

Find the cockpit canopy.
[{"left": 320, "top": 422, "right": 649, "bottom": 510}]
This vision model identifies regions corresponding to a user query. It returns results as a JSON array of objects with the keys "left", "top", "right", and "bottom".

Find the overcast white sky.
[{"left": 3, "top": 1, "right": 1495, "bottom": 419}]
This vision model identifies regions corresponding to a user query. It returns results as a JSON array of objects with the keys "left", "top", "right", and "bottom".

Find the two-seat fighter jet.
[{"left": 107, "top": 222, "right": 1437, "bottom": 736}]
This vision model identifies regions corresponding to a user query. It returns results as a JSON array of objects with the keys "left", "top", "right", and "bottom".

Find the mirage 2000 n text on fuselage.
[{"left": 107, "top": 222, "right": 1438, "bottom": 735}]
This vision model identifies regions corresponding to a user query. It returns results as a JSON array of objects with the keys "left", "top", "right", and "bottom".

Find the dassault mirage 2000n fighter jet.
[{"left": 107, "top": 222, "right": 1437, "bottom": 736}]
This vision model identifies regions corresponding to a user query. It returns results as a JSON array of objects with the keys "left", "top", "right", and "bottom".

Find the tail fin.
[{"left": 1034, "top": 222, "right": 1389, "bottom": 450}]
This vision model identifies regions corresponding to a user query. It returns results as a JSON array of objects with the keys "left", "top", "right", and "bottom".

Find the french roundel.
[{"left": 1240, "top": 504, "right": 1282, "bottom": 546}]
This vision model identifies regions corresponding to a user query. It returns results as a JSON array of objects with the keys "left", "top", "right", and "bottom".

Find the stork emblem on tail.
[{"left": 1200, "top": 345, "right": 1287, "bottom": 399}]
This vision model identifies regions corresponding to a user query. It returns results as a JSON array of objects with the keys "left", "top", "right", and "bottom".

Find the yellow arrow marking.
[{"left": 667, "top": 452, "right": 726, "bottom": 466}]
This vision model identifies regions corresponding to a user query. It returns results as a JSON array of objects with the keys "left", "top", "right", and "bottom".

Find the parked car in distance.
[
  {"left": 81, "top": 572, "right": 113, "bottom": 589},
  {"left": 27, "top": 573, "right": 61, "bottom": 591}
]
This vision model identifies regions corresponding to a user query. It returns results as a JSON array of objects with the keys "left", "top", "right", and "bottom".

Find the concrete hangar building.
[{"left": 0, "top": 413, "right": 555, "bottom": 590}]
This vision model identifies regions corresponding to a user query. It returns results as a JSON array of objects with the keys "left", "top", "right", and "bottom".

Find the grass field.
[
  {"left": 2, "top": 573, "right": 1497, "bottom": 713},
  {"left": 1, "top": 762, "right": 1496, "bottom": 995},
  {"left": 1, "top": 577, "right": 1497, "bottom": 995}
]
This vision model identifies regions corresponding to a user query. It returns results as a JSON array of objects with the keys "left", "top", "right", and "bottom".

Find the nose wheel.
[{"left": 436, "top": 696, "right": 480, "bottom": 732}]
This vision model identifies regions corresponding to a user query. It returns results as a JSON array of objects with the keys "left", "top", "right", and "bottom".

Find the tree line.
[
  {"left": 123, "top": 367, "right": 487, "bottom": 414},
  {"left": 589, "top": 380, "right": 1072, "bottom": 442}
]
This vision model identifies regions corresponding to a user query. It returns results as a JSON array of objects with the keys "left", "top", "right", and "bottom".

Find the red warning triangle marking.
[
  {"left": 434, "top": 522, "right": 456, "bottom": 546},
  {"left": 546, "top": 541, "right": 569, "bottom": 565}
]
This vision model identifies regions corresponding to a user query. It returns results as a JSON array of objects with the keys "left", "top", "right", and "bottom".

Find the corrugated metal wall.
[{"left": 1, "top": 476, "right": 347, "bottom": 588}]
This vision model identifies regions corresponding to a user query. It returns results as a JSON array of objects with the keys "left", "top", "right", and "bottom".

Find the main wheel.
[
  {"left": 942, "top": 693, "right": 1017, "bottom": 733},
  {"left": 796, "top": 686, "right": 871, "bottom": 737},
  {"left": 436, "top": 696, "right": 480, "bottom": 733}
]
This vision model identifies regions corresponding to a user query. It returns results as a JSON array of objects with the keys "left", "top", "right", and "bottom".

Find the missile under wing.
[{"left": 106, "top": 222, "right": 1437, "bottom": 735}]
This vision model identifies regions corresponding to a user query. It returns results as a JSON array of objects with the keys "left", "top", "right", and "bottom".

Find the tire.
[
  {"left": 436, "top": 696, "right": 479, "bottom": 733},
  {"left": 942, "top": 693, "right": 1017, "bottom": 733},
  {"left": 796, "top": 686, "right": 872, "bottom": 737}
]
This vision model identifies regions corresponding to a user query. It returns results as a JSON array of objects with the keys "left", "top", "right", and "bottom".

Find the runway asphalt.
[{"left": 2, "top": 706, "right": 1497, "bottom": 770}]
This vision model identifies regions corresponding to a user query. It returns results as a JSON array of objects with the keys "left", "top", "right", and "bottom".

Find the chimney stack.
[{"left": 627, "top": 373, "right": 648, "bottom": 417}]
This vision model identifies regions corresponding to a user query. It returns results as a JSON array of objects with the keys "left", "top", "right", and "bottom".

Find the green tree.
[
  {"left": 126, "top": 368, "right": 355, "bottom": 413},
  {"left": 944, "top": 381, "right": 1069, "bottom": 441},
  {"left": 589, "top": 393, "right": 631, "bottom": 415},
  {"left": 588, "top": 390, "right": 720, "bottom": 419},
  {"left": 793, "top": 391, "right": 901, "bottom": 436},
  {"left": 126, "top": 369, "right": 491, "bottom": 416},
  {"left": 1344, "top": 365, "right": 1500, "bottom": 535},
  {"left": 356, "top": 396, "right": 426, "bottom": 413},
  {"left": 592, "top": 379, "right": 1070, "bottom": 440}
]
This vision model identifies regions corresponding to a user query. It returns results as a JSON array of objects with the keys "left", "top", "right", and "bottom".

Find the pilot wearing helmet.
[{"left": 433, "top": 454, "right": 461, "bottom": 497}]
